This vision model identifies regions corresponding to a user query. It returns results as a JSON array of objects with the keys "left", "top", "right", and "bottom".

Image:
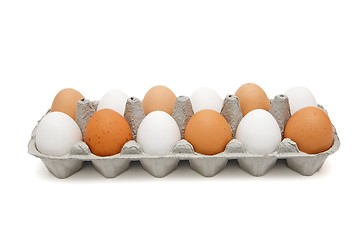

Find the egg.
[
  {"left": 184, "top": 110, "right": 232, "bottom": 155},
  {"left": 142, "top": 85, "right": 176, "bottom": 115},
  {"left": 284, "top": 106, "right": 333, "bottom": 154},
  {"left": 190, "top": 87, "right": 223, "bottom": 113},
  {"left": 84, "top": 109, "right": 132, "bottom": 157},
  {"left": 136, "top": 111, "right": 181, "bottom": 155},
  {"left": 51, "top": 88, "right": 84, "bottom": 120},
  {"left": 284, "top": 86, "right": 317, "bottom": 115},
  {"left": 235, "top": 83, "right": 270, "bottom": 116},
  {"left": 97, "top": 89, "right": 129, "bottom": 116},
  {"left": 35, "top": 112, "right": 82, "bottom": 156},
  {"left": 236, "top": 109, "right": 281, "bottom": 154}
]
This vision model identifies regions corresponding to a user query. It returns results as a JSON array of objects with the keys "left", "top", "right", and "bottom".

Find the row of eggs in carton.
[{"left": 29, "top": 83, "right": 339, "bottom": 178}]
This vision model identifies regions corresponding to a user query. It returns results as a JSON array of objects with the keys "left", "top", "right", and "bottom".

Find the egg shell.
[
  {"left": 35, "top": 112, "right": 82, "bottom": 156},
  {"left": 236, "top": 109, "right": 282, "bottom": 154},
  {"left": 84, "top": 109, "right": 132, "bottom": 157},
  {"left": 136, "top": 111, "right": 181, "bottom": 155},
  {"left": 142, "top": 85, "right": 176, "bottom": 115},
  {"left": 51, "top": 88, "right": 84, "bottom": 120},
  {"left": 284, "top": 106, "right": 334, "bottom": 154},
  {"left": 235, "top": 83, "right": 270, "bottom": 116},
  {"left": 184, "top": 109, "right": 232, "bottom": 155},
  {"left": 97, "top": 89, "right": 129, "bottom": 116},
  {"left": 284, "top": 86, "right": 317, "bottom": 115},
  {"left": 190, "top": 87, "right": 223, "bottom": 113}
]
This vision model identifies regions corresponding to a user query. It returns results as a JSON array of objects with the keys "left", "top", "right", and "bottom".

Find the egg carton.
[{"left": 28, "top": 95, "right": 340, "bottom": 179}]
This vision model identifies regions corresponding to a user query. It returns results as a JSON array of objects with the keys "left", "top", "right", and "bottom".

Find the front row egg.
[
  {"left": 236, "top": 109, "right": 282, "bottom": 154},
  {"left": 136, "top": 111, "right": 181, "bottom": 155},
  {"left": 184, "top": 110, "right": 232, "bottom": 155},
  {"left": 284, "top": 106, "right": 333, "bottom": 154},
  {"left": 35, "top": 112, "right": 82, "bottom": 156},
  {"left": 84, "top": 109, "right": 132, "bottom": 157}
]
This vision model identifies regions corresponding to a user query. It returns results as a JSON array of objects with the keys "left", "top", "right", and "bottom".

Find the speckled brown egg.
[
  {"left": 284, "top": 106, "right": 334, "bottom": 154},
  {"left": 235, "top": 83, "right": 270, "bottom": 116},
  {"left": 142, "top": 85, "right": 176, "bottom": 115},
  {"left": 51, "top": 88, "right": 84, "bottom": 120},
  {"left": 184, "top": 110, "right": 232, "bottom": 155},
  {"left": 84, "top": 109, "right": 132, "bottom": 157}
]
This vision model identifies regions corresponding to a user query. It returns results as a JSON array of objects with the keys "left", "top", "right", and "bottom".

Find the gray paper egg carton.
[{"left": 28, "top": 95, "right": 340, "bottom": 178}]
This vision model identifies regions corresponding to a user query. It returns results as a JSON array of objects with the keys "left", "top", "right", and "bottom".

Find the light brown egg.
[
  {"left": 284, "top": 106, "right": 334, "bottom": 154},
  {"left": 51, "top": 88, "right": 84, "bottom": 120},
  {"left": 184, "top": 110, "right": 232, "bottom": 155},
  {"left": 235, "top": 83, "right": 270, "bottom": 116},
  {"left": 84, "top": 109, "right": 132, "bottom": 157},
  {"left": 142, "top": 85, "right": 176, "bottom": 115}
]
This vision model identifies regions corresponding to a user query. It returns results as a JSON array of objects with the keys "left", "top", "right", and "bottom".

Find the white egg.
[
  {"left": 35, "top": 112, "right": 82, "bottom": 156},
  {"left": 190, "top": 87, "right": 223, "bottom": 113},
  {"left": 284, "top": 86, "right": 317, "bottom": 115},
  {"left": 97, "top": 89, "right": 129, "bottom": 116},
  {"left": 236, "top": 109, "right": 281, "bottom": 154},
  {"left": 136, "top": 111, "right": 181, "bottom": 155}
]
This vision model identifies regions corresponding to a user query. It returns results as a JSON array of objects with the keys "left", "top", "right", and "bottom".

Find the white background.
[{"left": 0, "top": 0, "right": 359, "bottom": 239}]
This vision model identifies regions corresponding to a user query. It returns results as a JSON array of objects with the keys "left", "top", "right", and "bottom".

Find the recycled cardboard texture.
[{"left": 28, "top": 95, "right": 340, "bottom": 178}]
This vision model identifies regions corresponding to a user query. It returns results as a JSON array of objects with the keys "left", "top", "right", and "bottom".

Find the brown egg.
[
  {"left": 142, "top": 85, "right": 176, "bottom": 115},
  {"left": 284, "top": 106, "right": 334, "bottom": 154},
  {"left": 184, "top": 110, "right": 232, "bottom": 155},
  {"left": 84, "top": 109, "right": 132, "bottom": 157},
  {"left": 51, "top": 88, "right": 84, "bottom": 120},
  {"left": 235, "top": 83, "right": 270, "bottom": 116}
]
